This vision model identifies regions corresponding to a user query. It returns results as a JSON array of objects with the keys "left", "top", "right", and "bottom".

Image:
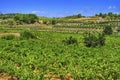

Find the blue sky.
[{"left": 0, "top": 0, "right": 120, "bottom": 17}]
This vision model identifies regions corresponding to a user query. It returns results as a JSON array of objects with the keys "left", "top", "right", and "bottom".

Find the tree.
[
  {"left": 108, "top": 12, "right": 113, "bottom": 17},
  {"left": 65, "top": 13, "right": 83, "bottom": 19},
  {"left": 27, "top": 14, "right": 38, "bottom": 23},
  {"left": 14, "top": 14, "right": 38, "bottom": 24},
  {"left": 95, "top": 14, "right": 98, "bottom": 16},
  {"left": 102, "top": 13, "right": 107, "bottom": 18},
  {"left": 77, "top": 14, "right": 82, "bottom": 18},
  {"left": 0, "top": 13, "right": 16, "bottom": 20},
  {"left": 99, "top": 13, "right": 103, "bottom": 17}
]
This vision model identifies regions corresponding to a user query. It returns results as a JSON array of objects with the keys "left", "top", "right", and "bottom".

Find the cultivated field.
[
  {"left": 0, "top": 13, "right": 120, "bottom": 80},
  {"left": 0, "top": 30, "right": 120, "bottom": 80}
]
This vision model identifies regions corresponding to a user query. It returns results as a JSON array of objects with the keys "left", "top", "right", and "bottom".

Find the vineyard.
[
  {"left": 0, "top": 30, "right": 120, "bottom": 80},
  {"left": 0, "top": 13, "right": 120, "bottom": 80},
  {"left": 54, "top": 20, "right": 120, "bottom": 32},
  {"left": 1, "top": 0, "right": 120, "bottom": 79}
]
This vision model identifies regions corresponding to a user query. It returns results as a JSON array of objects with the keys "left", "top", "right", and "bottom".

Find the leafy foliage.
[
  {"left": 7, "top": 20, "right": 15, "bottom": 26},
  {"left": 98, "top": 33, "right": 105, "bottom": 46},
  {"left": 65, "top": 13, "right": 83, "bottom": 19},
  {"left": 14, "top": 14, "right": 38, "bottom": 24},
  {"left": 0, "top": 13, "right": 16, "bottom": 19},
  {"left": 20, "top": 30, "right": 36, "bottom": 39},
  {"left": 84, "top": 33, "right": 105, "bottom": 47},
  {"left": 1, "top": 34, "right": 16, "bottom": 40},
  {"left": 103, "top": 26, "right": 113, "bottom": 35},
  {"left": 95, "top": 12, "right": 120, "bottom": 18},
  {"left": 51, "top": 19, "right": 57, "bottom": 25},
  {"left": 0, "top": 32, "right": 120, "bottom": 80},
  {"left": 62, "top": 36, "right": 78, "bottom": 45}
]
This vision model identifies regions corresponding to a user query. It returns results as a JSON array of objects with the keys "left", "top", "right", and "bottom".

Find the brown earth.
[
  {"left": 0, "top": 72, "right": 18, "bottom": 80},
  {"left": 44, "top": 72, "right": 74, "bottom": 80}
]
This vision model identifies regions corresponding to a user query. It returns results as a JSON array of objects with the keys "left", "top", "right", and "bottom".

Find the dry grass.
[{"left": 0, "top": 33, "right": 20, "bottom": 37}]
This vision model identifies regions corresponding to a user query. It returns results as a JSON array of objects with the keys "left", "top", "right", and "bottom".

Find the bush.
[
  {"left": 84, "top": 33, "right": 97, "bottom": 47},
  {"left": 1, "top": 34, "right": 16, "bottom": 40},
  {"left": 20, "top": 30, "right": 36, "bottom": 39},
  {"left": 98, "top": 33, "right": 105, "bottom": 46},
  {"left": 51, "top": 20, "right": 57, "bottom": 25},
  {"left": 83, "top": 33, "right": 105, "bottom": 47},
  {"left": 103, "top": 26, "right": 113, "bottom": 35},
  {"left": 62, "top": 36, "right": 78, "bottom": 45}
]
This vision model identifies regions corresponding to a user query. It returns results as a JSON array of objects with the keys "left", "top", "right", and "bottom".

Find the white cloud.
[
  {"left": 108, "top": 6, "right": 116, "bottom": 9},
  {"left": 31, "top": 10, "right": 45, "bottom": 14}
]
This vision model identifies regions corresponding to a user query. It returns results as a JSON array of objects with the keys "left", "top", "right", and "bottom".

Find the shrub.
[
  {"left": 83, "top": 33, "right": 105, "bottom": 47},
  {"left": 51, "top": 20, "right": 57, "bottom": 25},
  {"left": 98, "top": 33, "right": 105, "bottom": 46},
  {"left": 62, "top": 36, "right": 78, "bottom": 45},
  {"left": 84, "top": 33, "right": 97, "bottom": 47},
  {"left": 103, "top": 26, "right": 113, "bottom": 35},
  {"left": 20, "top": 30, "right": 36, "bottom": 39},
  {"left": 1, "top": 34, "right": 16, "bottom": 40}
]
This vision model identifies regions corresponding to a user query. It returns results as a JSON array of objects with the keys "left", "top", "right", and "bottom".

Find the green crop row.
[{"left": 0, "top": 31, "right": 120, "bottom": 80}]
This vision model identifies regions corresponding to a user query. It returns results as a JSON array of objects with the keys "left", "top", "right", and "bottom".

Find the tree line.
[
  {"left": 14, "top": 14, "right": 38, "bottom": 24},
  {"left": 0, "top": 13, "right": 38, "bottom": 25},
  {"left": 95, "top": 12, "right": 120, "bottom": 18},
  {"left": 65, "top": 14, "right": 84, "bottom": 19},
  {"left": 0, "top": 12, "right": 120, "bottom": 25}
]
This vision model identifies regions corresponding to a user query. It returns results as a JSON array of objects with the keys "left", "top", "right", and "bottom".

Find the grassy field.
[{"left": 0, "top": 31, "right": 120, "bottom": 80}]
